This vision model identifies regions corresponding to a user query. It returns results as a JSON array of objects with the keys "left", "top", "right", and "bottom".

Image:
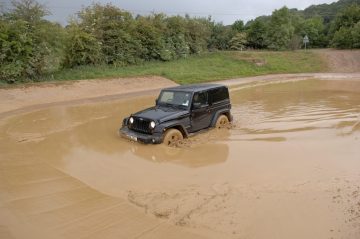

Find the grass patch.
[{"left": 20, "top": 50, "right": 328, "bottom": 85}]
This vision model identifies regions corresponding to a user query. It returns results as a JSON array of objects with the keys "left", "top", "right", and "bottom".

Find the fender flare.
[
  {"left": 159, "top": 123, "right": 189, "bottom": 138},
  {"left": 210, "top": 109, "right": 232, "bottom": 127}
]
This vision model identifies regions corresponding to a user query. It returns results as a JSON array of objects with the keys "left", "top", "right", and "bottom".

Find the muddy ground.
[{"left": 0, "top": 50, "right": 360, "bottom": 239}]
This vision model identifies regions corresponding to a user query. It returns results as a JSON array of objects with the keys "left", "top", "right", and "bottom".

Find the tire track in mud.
[
  {"left": 126, "top": 179, "right": 360, "bottom": 238},
  {"left": 127, "top": 184, "right": 232, "bottom": 224},
  {"left": 330, "top": 178, "right": 360, "bottom": 238}
]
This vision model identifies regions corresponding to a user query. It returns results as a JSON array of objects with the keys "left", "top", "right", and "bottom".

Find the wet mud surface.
[{"left": 1, "top": 79, "right": 360, "bottom": 238}]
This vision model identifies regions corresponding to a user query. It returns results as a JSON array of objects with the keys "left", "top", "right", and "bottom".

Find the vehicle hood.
[{"left": 133, "top": 106, "right": 189, "bottom": 123}]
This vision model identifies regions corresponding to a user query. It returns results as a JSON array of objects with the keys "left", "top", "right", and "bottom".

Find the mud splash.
[{"left": 0, "top": 79, "right": 360, "bottom": 239}]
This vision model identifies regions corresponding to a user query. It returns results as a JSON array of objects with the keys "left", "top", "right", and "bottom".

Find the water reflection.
[{"left": 129, "top": 142, "right": 229, "bottom": 168}]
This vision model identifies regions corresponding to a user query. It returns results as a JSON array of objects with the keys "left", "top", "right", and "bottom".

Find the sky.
[{"left": 1, "top": 0, "right": 337, "bottom": 25}]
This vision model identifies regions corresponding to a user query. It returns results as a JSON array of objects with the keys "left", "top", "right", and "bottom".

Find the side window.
[
  {"left": 193, "top": 92, "right": 208, "bottom": 106},
  {"left": 209, "top": 87, "right": 229, "bottom": 104}
]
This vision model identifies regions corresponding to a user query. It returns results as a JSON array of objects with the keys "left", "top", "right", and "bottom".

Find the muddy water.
[{"left": 1, "top": 79, "right": 360, "bottom": 239}]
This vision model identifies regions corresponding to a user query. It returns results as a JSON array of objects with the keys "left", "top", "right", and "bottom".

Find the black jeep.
[{"left": 119, "top": 84, "right": 232, "bottom": 145}]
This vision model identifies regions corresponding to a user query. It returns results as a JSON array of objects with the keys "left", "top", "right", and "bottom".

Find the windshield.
[{"left": 158, "top": 91, "right": 191, "bottom": 108}]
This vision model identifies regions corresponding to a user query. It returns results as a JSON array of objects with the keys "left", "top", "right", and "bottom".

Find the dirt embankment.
[
  {"left": 316, "top": 49, "right": 360, "bottom": 73},
  {"left": 0, "top": 76, "right": 177, "bottom": 116}
]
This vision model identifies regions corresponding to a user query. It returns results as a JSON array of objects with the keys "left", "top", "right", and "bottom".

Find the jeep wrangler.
[{"left": 119, "top": 84, "right": 232, "bottom": 145}]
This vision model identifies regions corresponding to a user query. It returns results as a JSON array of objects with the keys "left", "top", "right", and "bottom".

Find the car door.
[{"left": 190, "top": 91, "right": 212, "bottom": 132}]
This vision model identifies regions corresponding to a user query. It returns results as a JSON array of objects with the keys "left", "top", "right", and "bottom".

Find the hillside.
[{"left": 302, "top": 0, "right": 360, "bottom": 22}]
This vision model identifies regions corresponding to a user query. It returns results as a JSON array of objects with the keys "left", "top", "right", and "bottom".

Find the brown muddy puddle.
[{"left": 1, "top": 79, "right": 360, "bottom": 239}]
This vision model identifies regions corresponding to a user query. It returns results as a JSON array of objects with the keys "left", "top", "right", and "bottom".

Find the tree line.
[{"left": 1, "top": 0, "right": 359, "bottom": 83}]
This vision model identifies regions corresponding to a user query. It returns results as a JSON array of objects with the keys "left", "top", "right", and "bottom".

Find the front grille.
[{"left": 130, "top": 117, "right": 151, "bottom": 134}]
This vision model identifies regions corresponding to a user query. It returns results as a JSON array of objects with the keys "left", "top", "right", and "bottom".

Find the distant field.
[{"left": 38, "top": 51, "right": 327, "bottom": 85}]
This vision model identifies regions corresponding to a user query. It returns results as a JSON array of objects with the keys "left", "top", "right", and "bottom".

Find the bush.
[
  {"left": 229, "top": 32, "right": 247, "bottom": 50},
  {"left": 330, "top": 4, "right": 360, "bottom": 49},
  {"left": 332, "top": 26, "right": 353, "bottom": 48},
  {"left": 266, "top": 7, "right": 295, "bottom": 50},
  {"left": 0, "top": 0, "right": 65, "bottom": 83},
  {"left": 77, "top": 4, "right": 141, "bottom": 65},
  {"left": 0, "top": 19, "right": 51, "bottom": 83},
  {"left": 351, "top": 22, "right": 360, "bottom": 48},
  {"left": 63, "top": 24, "right": 103, "bottom": 67}
]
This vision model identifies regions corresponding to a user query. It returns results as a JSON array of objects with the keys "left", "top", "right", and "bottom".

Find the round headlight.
[
  {"left": 129, "top": 117, "right": 134, "bottom": 124},
  {"left": 150, "top": 121, "right": 156, "bottom": 129}
]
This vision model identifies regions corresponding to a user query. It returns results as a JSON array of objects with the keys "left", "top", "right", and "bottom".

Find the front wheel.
[
  {"left": 163, "top": 129, "right": 183, "bottom": 146},
  {"left": 215, "top": 115, "right": 229, "bottom": 128}
]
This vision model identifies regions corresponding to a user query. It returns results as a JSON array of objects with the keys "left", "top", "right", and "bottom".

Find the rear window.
[{"left": 209, "top": 87, "right": 229, "bottom": 103}]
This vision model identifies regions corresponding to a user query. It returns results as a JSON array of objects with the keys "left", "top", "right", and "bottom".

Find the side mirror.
[
  {"left": 192, "top": 102, "right": 202, "bottom": 109},
  {"left": 155, "top": 99, "right": 159, "bottom": 105}
]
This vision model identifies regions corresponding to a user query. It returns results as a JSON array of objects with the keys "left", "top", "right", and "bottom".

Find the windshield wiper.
[
  {"left": 160, "top": 102, "right": 186, "bottom": 110},
  {"left": 163, "top": 102, "right": 176, "bottom": 108}
]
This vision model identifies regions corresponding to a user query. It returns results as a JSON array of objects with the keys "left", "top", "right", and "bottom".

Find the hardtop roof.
[{"left": 162, "top": 83, "right": 226, "bottom": 92}]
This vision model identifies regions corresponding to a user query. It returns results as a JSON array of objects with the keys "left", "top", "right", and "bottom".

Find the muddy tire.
[
  {"left": 215, "top": 115, "right": 229, "bottom": 128},
  {"left": 163, "top": 129, "right": 183, "bottom": 146}
]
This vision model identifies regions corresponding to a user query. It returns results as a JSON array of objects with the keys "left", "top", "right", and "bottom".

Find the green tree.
[
  {"left": 134, "top": 14, "right": 168, "bottom": 61},
  {"left": 0, "top": 20, "right": 34, "bottom": 83},
  {"left": 185, "top": 18, "right": 211, "bottom": 54},
  {"left": 332, "top": 3, "right": 360, "bottom": 30},
  {"left": 288, "top": 35, "right": 303, "bottom": 50},
  {"left": 266, "top": 7, "right": 295, "bottom": 50},
  {"left": 330, "top": 4, "right": 360, "bottom": 48},
  {"left": 351, "top": 21, "right": 360, "bottom": 48},
  {"left": 229, "top": 32, "right": 247, "bottom": 50},
  {"left": 0, "top": 0, "right": 64, "bottom": 82},
  {"left": 7, "top": 0, "right": 49, "bottom": 23},
  {"left": 208, "top": 22, "right": 234, "bottom": 50},
  {"left": 232, "top": 20, "right": 244, "bottom": 32},
  {"left": 332, "top": 26, "right": 353, "bottom": 48},
  {"left": 63, "top": 24, "right": 102, "bottom": 67},
  {"left": 165, "top": 16, "right": 189, "bottom": 58},
  {"left": 77, "top": 3, "right": 140, "bottom": 65},
  {"left": 246, "top": 18, "right": 268, "bottom": 49},
  {"left": 301, "top": 17, "right": 327, "bottom": 47}
]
